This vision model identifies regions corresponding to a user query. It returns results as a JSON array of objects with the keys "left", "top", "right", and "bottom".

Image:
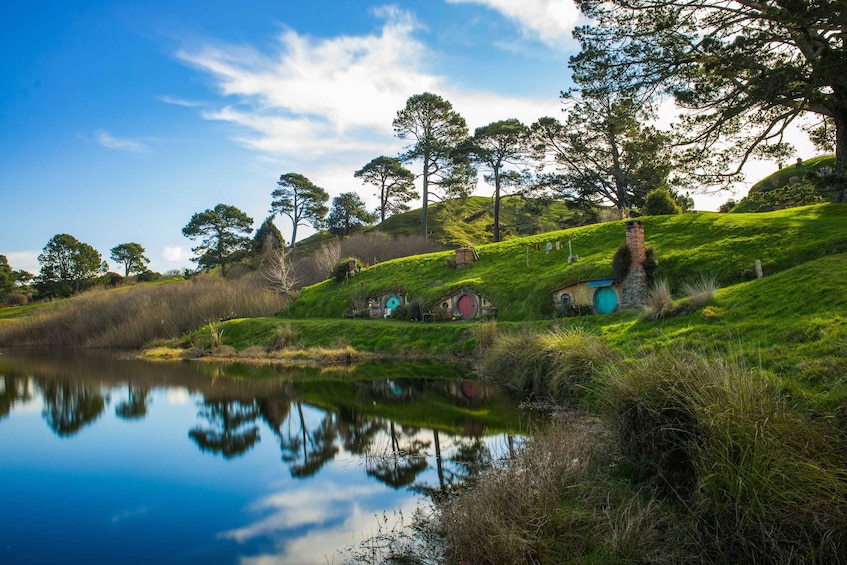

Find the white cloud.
[
  {"left": 174, "top": 6, "right": 558, "bottom": 167},
  {"left": 445, "top": 0, "right": 583, "bottom": 50},
  {"left": 156, "top": 95, "right": 207, "bottom": 108},
  {"left": 1, "top": 250, "right": 39, "bottom": 273},
  {"left": 162, "top": 245, "right": 192, "bottom": 262},
  {"left": 94, "top": 130, "right": 148, "bottom": 152}
]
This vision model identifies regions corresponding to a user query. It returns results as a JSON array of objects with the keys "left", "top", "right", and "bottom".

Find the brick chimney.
[
  {"left": 625, "top": 220, "right": 646, "bottom": 268},
  {"left": 621, "top": 220, "right": 648, "bottom": 309}
]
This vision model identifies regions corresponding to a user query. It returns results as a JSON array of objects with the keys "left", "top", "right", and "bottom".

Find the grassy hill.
[
  {"left": 283, "top": 203, "right": 847, "bottom": 321},
  {"left": 294, "top": 195, "right": 584, "bottom": 254}
]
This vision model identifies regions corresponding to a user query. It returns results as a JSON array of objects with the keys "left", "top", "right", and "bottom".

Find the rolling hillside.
[{"left": 282, "top": 203, "right": 847, "bottom": 322}]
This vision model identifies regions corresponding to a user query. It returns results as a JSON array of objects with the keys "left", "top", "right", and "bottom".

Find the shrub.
[
  {"left": 611, "top": 243, "right": 632, "bottom": 282},
  {"left": 643, "top": 188, "right": 682, "bottom": 216},
  {"left": 332, "top": 257, "right": 361, "bottom": 283},
  {"left": 604, "top": 351, "right": 847, "bottom": 562},
  {"left": 266, "top": 324, "right": 298, "bottom": 351}
]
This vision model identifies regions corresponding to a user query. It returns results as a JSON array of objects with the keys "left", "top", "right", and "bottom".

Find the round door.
[
  {"left": 456, "top": 294, "right": 477, "bottom": 319},
  {"left": 593, "top": 287, "right": 618, "bottom": 314},
  {"left": 385, "top": 295, "right": 401, "bottom": 309}
]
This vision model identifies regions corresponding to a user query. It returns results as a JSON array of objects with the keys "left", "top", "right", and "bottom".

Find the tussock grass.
[
  {"left": 640, "top": 279, "right": 674, "bottom": 320},
  {"left": 0, "top": 275, "right": 289, "bottom": 349},
  {"left": 482, "top": 326, "right": 618, "bottom": 403},
  {"left": 439, "top": 414, "right": 681, "bottom": 564},
  {"left": 604, "top": 351, "right": 847, "bottom": 562}
]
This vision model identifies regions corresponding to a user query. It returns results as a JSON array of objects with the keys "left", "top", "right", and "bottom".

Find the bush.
[
  {"left": 332, "top": 257, "right": 361, "bottom": 283},
  {"left": 643, "top": 188, "right": 682, "bottom": 216},
  {"left": 611, "top": 243, "right": 632, "bottom": 282},
  {"left": 678, "top": 273, "right": 719, "bottom": 311}
]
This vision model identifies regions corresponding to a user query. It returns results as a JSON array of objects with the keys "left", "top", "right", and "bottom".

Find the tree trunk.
[
  {"left": 835, "top": 112, "right": 847, "bottom": 202},
  {"left": 493, "top": 169, "right": 501, "bottom": 242},
  {"left": 421, "top": 154, "right": 429, "bottom": 238}
]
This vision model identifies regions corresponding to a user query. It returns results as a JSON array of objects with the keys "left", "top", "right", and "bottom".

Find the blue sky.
[{"left": 0, "top": 0, "right": 798, "bottom": 275}]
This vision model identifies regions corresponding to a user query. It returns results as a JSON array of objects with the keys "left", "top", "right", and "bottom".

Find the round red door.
[{"left": 456, "top": 294, "right": 477, "bottom": 319}]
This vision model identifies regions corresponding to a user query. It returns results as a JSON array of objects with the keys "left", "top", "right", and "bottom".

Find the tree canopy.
[
  {"left": 109, "top": 242, "right": 150, "bottom": 277},
  {"left": 468, "top": 119, "right": 531, "bottom": 242},
  {"left": 271, "top": 173, "right": 329, "bottom": 248},
  {"left": 0, "top": 255, "right": 32, "bottom": 301},
  {"left": 531, "top": 94, "right": 672, "bottom": 215},
  {"left": 326, "top": 192, "right": 376, "bottom": 237},
  {"left": 181, "top": 204, "right": 254, "bottom": 277},
  {"left": 354, "top": 156, "right": 418, "bottom": 223},
  {"left": 393, "top": 92, "right": 475, "bottom": 237},
  {"left": 572, "top": 0, "right": 847, "bottom": 198},
  {"left": 35, "top": 234, "right": 106, "bottom": 298}
]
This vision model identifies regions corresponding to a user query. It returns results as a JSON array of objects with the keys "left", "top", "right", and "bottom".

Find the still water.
[{"left": 0, "top": 348, "right": 528, "bottom": 564}]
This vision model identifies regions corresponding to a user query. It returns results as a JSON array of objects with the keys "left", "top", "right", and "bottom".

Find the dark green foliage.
[
  {"left": 182, "top": 204, "right": 254, "bottom": 277},
  {"left": 271, "top": 173, "right": 329, "bottom": 248},
  {"left": 393, "top": 92, "right": 473, "bottom": 237},
  {"left": 326, "top": 192, "right": 376, "bottom": 237},
  {"left": 0, "top": 255, "right": 32, "bottom": 303},
  {"left": 643, "top": 247, "right": 658, "bottom": 284},
  {"left": 611, "top": 243, "right": 631, "bottom": 282},
  {"left": 354, "top": 156, "right": 417, "bottom": 223},
  {"left": 109, "top": 242, "right": 150, "bottom": 277},
  {"left": 530, "top": 94, "right": 673, "bottom": 214},
  {"left": 571, "top": 0, "right": 847, "bottom": 189},
  {"left": 252, "top": 216, "right": 285, "bottom": 255},
  {"left": 332, "top": 257, "right": 361, "bottom": 283},
  {"left": 643, "top": 188, "right": 682, "bottom": 215},
  {"left": 136, "top": 270, "right": 162, "bottom": 282},
  {"left": 35, "top": 234, "right": 105, "bottom": 298}
]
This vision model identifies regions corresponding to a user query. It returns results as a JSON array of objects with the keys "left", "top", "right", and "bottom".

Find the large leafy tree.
[
  {"left": 326, "top": 192, "right": 376, "bottom": 237},
  {"left": 572, "top": 0, "right": 847, "bottom": 199},
  {"left": 354, "top": 156, "right": 418, "bottom": 223},
  {"left": 468, "top": 119, "right": 531, "bottom": 242},
  {"left": 530, "top": 94, "right": 672, "bottom": 215},
  {"left": 109, "top": 242, "right": 150, "bottom": 277},
  {"left": 35, "top": 234, "right": 106, "bottom": 298},
  {"left": 393, "top": 92, "right": 475, "bottom": 237},
  {"left": 181, "top": 204, "right": 254, "bottom": 277},
  {"left": 271, "top": 173, "right": 329, "bottom": 248}
]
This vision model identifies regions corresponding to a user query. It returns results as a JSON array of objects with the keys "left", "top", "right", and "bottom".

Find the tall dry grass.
[
  {"left": 481, "top": 326, "right": 619, "bottom": 404},
  {"left": 0, "top": 274, "right": 289, "bottom": 349},
  {"left": 605, "top": 351, "right": 847, "bottom": 562},
  {"left": 439, "top": 414, "right": 681, "bottom": 564}
]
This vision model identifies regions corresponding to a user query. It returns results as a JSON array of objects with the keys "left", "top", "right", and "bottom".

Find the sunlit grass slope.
[{"left": 283, "top": 204, "right": 847, "bottom": 322}]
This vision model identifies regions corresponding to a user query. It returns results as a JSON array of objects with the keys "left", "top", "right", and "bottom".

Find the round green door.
[
  {"left": 385, "top": 295, "right": 401, "bottom": 309},
  {"left": 593, "top": 287, "right": 618, "bottom": 314}
]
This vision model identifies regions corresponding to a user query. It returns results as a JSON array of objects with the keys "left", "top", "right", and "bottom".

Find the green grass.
[
  {"left": 749, "top": 155, "right": 835, "bottom": 193},
  {"left": 283, "top": 204, "right": 847, "bottom": 321}
]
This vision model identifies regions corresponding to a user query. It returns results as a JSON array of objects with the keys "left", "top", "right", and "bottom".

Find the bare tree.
[
  {"left": 313, "top": 240, "right": 342, "bottom": 279},
  {"left": 261, "top": 248, "right": 298, "bottom": 296}
]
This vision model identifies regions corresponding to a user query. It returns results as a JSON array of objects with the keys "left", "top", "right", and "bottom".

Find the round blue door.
[
  {"left": 385, "top": 295, "right": 401, "bottom": 309},
  {"left": 593, "top": 287, "right": 618, "bottom": 314}
]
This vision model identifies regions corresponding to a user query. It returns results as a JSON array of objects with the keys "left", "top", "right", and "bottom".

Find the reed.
[{"left": 0, "top": 274, "right": 289, "bottom": 349}]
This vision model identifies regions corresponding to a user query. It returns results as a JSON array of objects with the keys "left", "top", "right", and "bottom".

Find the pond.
[{"left": 0, "top": 349, "right": 530, "bottom": 564}]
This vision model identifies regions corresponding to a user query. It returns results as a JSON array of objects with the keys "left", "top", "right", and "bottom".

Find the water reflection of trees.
[
  {"left": 278, "top": 403, "right": 339, "bottom": 477},
  {"left": 40, "top": 381, "right": 105, "bottom": 437},
  {"left": 1, "top": 350, "right": 519, "bottom": 490},
  {"left": 189, "top": 399, "right": 261, "bottom": 459},
  {"left": 115, "top": 386, "right": 150, "bottom": 420},
  {"left": 0, "top": 374, "right": 34, "bottom": 421}
]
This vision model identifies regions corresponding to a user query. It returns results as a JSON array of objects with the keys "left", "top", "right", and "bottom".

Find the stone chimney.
[{"left": 621, "top": 220, "right": 648, "bottom": 309}]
